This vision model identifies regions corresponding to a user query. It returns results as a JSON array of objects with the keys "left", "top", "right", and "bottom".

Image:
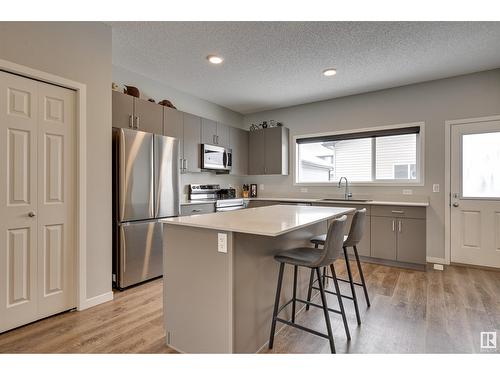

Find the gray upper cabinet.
[
  {"left": 112, "top": 90, "right": 134, "bottom": 129},
  {"left": 201, "top": 118, "right": 231, "bottom": 148},
  {"left": 112, "top": 91, "right": 162, "bottom": 134},
  {"left": 163, "top": 107, "right": 183, "bottom": 140},
  {"left": 183, "top": 113, "right": 202, "bottom": 173},
  {"left": 248, "top": 129, "right": 266, "bottom": 175},
  {"left": 216, "top": 123, "right": 230, "bottom": 148},
  {"left": 229, "top": 127, "right": 249, "bottom": 176},
  {"left": 249, "top": 127, "right": 289, "bottom": 175},
  {"left": 201, "top": 118, "right": 217, "bottom": 144},
  {"left": 134, "top": 98, "right": 163, "bottom": 134}
]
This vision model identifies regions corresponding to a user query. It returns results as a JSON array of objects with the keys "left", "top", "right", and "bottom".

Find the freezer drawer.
[{"left": 118, "top": 220, "right": 163, "bottom": 288}]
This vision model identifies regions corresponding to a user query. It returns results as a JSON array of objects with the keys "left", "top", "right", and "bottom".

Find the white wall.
[
  {"left": 243, "top": 69, "right": 500, "bottom": 260},
  {"left": 0, "top": 22, "right": 113, "bottom": 299},
  {"left": 113, "top": 65, "right": 244, "bottom": 127}
]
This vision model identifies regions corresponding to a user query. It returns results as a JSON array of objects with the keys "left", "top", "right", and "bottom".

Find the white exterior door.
[
  {"left": 450, "top": 119, "right": 500, "bottom": 268},
  {"left": 0, "top": 71, "right": 76, "bottom": 332}
]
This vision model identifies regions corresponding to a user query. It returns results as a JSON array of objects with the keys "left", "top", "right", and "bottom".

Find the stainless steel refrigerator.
[{"left": 112, "top": 127, "right": 180, "bottom": 289}]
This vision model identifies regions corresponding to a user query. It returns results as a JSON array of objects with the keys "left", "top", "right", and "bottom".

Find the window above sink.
[{"left": 294, "top": 122, "right": 425, "bottom": 187}]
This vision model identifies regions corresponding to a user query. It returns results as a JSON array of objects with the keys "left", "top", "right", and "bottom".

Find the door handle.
[
  {"left": 28, "top": 211, "right": 36, "bottom": 217},
  {"left": 452, "top": 202, "right": 459, "bottom": 207}
]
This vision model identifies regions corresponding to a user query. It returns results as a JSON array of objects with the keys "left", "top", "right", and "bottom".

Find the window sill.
[{"left": 293, "top": 181, "right": 425, "bottom": 187}]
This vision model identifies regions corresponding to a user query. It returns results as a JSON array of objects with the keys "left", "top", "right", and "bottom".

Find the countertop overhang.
[{"left": 162, "top": 204, "right": 355, "bottom": 237}]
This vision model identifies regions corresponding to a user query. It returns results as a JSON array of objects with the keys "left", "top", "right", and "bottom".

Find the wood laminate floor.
[{"left": 0, "top": 262, "right": 499, "bottom": 354}]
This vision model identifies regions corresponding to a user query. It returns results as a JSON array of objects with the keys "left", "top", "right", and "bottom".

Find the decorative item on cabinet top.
[
  {"left": 158, "top": 99, "right": 177, "bottom": 109},
  {"left": 249, "top": 120, "right": 283, "bottom": 131},
  {"left": 112, "top": 82, "right": 177, "bottom": 109}
]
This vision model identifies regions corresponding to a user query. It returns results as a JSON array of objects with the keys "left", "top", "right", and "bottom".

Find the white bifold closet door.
[{"left": 0, "top": 71, "right": 76, "bottom": 333}]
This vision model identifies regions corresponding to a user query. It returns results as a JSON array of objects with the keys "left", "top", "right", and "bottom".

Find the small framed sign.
[{"left": 250, "top": 184, "right": 258, "bottom": 198}]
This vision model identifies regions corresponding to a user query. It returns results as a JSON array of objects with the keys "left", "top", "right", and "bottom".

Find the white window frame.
[{"left": 293, "top": 121, "right": 425, "bottom": 187}]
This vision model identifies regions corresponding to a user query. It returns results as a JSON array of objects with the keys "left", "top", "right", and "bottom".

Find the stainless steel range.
[{"left": 189, "top": 184, "right": 245, "bottom": 212}]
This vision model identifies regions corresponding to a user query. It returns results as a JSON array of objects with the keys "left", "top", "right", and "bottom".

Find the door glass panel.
[{"left": 462, "top": 131, "right": 500, "bottom": 198}]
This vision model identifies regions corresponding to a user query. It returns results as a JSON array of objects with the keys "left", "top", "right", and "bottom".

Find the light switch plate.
[
  {"left": 402, "top": 189, "right": 413, "bottom": 195},
  {"left": 218, "top": 233, "right": 227, "bottom": 253},
  {"left": 433, "top": 184, "right": 440, "bottom": 193}
]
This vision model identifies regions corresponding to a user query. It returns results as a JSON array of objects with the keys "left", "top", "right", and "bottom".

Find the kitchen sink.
[{"left": 320, "top": 198, "right": 373, "bottom": 202}]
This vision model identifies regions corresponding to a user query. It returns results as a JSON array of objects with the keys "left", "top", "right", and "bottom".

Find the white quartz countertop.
[
  {"left": 162, "top": 204, "right": 355, "bottom": 237},
  {"left": 243, "top": 197, "right": 429, "bottom": 207}
]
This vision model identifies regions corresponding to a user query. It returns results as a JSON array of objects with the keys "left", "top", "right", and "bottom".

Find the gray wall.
[
  {"left": 243, "top": 69, "right": 500, "bottom": 260},
  {"left": 113, "top": 65, "right": 244, "bottom": 128},
  {"left": 0, "top": 22, "right": 113, "bottom": 299}
]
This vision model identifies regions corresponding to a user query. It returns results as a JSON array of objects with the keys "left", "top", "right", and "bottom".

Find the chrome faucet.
[{"left": 338, "top": 177, "right": 352, "bottom": 200}]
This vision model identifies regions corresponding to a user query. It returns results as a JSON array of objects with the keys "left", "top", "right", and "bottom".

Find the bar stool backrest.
[
  {"left": 317, "top": 215, "right": 347, "bottom": 267},
  {"left": 344, "top": 208, "right": 367, "bottom": 248}
]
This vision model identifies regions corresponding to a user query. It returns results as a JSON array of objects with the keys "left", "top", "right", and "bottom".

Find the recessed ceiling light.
[
  {"left": 207, "top": 55, "right": 224, "bottom": 64},
  {"left": 322, "top": 68, "right": 337, "bottom": 77}
]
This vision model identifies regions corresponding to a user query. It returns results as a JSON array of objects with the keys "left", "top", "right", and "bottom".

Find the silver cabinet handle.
[
  {"left": 392, "top": 220, "right": 395, "bottom": 232},
  {"left": 398, "top": 220, "right": 402, "bottom": 232},
  {"left": 135, "top": 116, "right": 140, "bottom": 129},
  {"left": 128, "top": 115, "right": 133, "bottom": 128},
  {"left": 192, "top": 209, "right": 202, "bottom": 213},
  {"left": 28, "top": 211, "right": 36, "bottom": 217},
  {"left": 391, "top": 210, "right": 404, "bottom": 214},
  {"left": 216, "top": 135, "right": 219, "bottom": 144},
  {"left": 184, "top": 159, "right": 188, "bottom": 171}
]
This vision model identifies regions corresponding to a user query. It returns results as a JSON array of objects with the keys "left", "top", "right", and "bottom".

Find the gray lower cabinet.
[
  {"left": 183, "top": 113, "right": 202, "bottom": 173},
  {"left": 371, "top": 207, "right": 426, "bottom": 265},
  {"left": 230, "top": 127, "right": 249, "bottom": 175},
  {"left": 249, "top": 127, "right": 289, "bottom": 175},
  {"left": 180, "top": 203, "right": 215, "bottom": 216},
  {"left": 371, "top": 216, "right": 397, "bottom": 260}
]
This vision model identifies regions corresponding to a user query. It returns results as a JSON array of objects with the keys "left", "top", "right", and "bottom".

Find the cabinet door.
[
  {"left": 216, "top": 123, "right": 230, "bottom": 148},
  {"left": 112, "top": 91, "right": 134, "bottom": 129},
  {"left": 370, "top": 216, "right": 397, "bottom": 260},
  {"left": 248, "top": 129, "right": 265, "bottom": 175},
  {"left": 163, "top": 107, "right": 184, "bottom": 160},
  {"left": 134, "top": 98, "right": 163, "bottom": 134},
  {"left": 264, "top": 127, "right": 289, "bottom": 175},
  {"left": 201, "top": 118, "right": 217, "bottom": 145},
  {"left": 183, "top": 113, "right": 201, "bottom": 172},
  {"left": 397, "top": 218, "right": 426, "bottom": 264},
  {"left": 229, "top": 127, "right": 248, "bottom": 175}
]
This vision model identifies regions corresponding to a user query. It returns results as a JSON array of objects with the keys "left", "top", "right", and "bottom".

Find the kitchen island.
[{"left": 161, "top": 204, "right": 355, "bottom": 353}]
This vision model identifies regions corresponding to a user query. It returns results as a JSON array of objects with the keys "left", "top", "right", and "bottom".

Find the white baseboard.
[
  {"left": 78, "top": 291, "right": 114, "bottom": 311},
  {"left": 426, "top": 256, "right": 448, "bottom": 265}
]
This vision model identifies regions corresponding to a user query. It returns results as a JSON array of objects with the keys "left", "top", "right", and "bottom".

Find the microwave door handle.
[{"left": 223, "top": 150, "right": 227, "bottom": 168}]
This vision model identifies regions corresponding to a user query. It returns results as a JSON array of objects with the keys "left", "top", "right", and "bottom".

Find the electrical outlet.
[
  {"left": 259, "top": 184, "right": 264, "bottom": 191},
  {"left": 433, "top": 264, "right": 444, "bottom": 271},
  {"left": 218, "top": 233, "right": 227, "bottom": 253},
  {"left": 300, "top": 187, "right": 308, "bottom": 193},
  {"left": 402, "top": 189, "right": 413, "bottom": 195},
  {"left": 433, "top": 184, "right": 440, "bottom": 193}
]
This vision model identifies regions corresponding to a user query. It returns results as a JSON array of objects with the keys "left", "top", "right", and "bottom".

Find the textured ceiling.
[{"left": 110, "top": 22, "right": 500, "bottom": 114}]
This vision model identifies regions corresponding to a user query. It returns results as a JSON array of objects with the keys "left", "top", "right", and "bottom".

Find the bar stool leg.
[
  {"left": 292, "top": 265, "right": 298, "bottom": 323},
  {"left": 330, "top": 263, "right": 351, "bottom": 341},
  {"left": 353, "top": 245, "right": 371, "bottom": 307},
  {"left": 305, "top": 268, "right": 314, "bottom": 311},
  {"left": 269, "top": 262, "right": 285, "bottom": 349},
  {"left": 316, "top": 267, "right": 336, "bottom": 354},
  {"left": 343, "top": 246, "right": 361, "bottom": 325}
]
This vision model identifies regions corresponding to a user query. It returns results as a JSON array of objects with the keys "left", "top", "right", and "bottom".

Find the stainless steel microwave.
[{"left": 201, "top": 144, "right": 232, "bottom": 171}]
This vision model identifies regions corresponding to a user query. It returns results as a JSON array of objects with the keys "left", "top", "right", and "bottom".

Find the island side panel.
[
  {"left": 232, "top": 221, "right": 327, "bottom": 353},
  {"left": 163, "top": 224, "right": 233, "bottom": 353}
]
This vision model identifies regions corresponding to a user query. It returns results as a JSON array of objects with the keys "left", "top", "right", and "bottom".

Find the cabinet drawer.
[
  {"left": 180, "top": 203, "right": 215, "bottom": 216},
  {"left": 371, "top": 205, "right": 425, "bottom": 219}
]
